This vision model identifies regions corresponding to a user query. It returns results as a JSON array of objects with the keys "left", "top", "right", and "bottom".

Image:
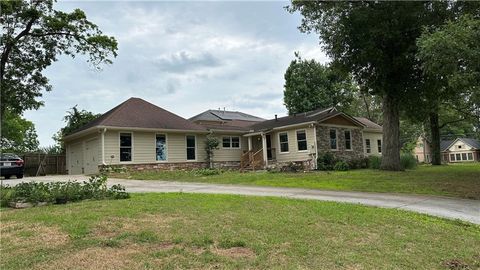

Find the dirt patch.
[
  {"left": 0, "top": 221, "right": 69, "bottom": 250},
  {"left": 91, "top": 214, "right": 180, "bottom": 239},
  {"left": 213, "top": 247, "right": 256, "bottom": 259},
  {"left": 35, "top": 246, "right": 144, "bottom": 270},
  {"left": 443, "top": 259, "right": 470, "bottom": 270}
]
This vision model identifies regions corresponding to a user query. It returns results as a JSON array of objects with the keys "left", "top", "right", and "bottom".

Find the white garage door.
[
  {"left": 69, "top": 142, "right": 83, "bottom": 175},
  {"left": 84, "top": 139, "right": 99, "bottom": 175}
]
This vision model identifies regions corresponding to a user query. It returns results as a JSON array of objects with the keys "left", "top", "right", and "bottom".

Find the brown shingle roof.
[
  {"left": 70, "top": 98, "right": 206, "bottom": 135},
  {"left": 354, "top": 117, "right": 383, "bottom": 131}
]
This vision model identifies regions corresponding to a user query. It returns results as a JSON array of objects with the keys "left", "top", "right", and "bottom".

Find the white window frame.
[
  {"left": 278, "top": 132, "right": 289, "bottom": 153},
  {"left": 155, "top": 133, "right": 168, "bottom": 162},
  {"left": 377, "top": 139, "right": 382, "bottom": 153},
  {"left": 467, "top": 152, "right": 473, "bottom": 160},
  {"left": 119, "top": 132, "right": 133, "bottom": 163},
  {"left": 296, "top": 129, "right": 308, "bottom": 152},
  {"left": 222, "top": 136, "right": 241, "bottom": 149},
  {"left": 450, "top": 154, "right": 455, "bottom": 161},
  {"left": 329, "top": 129, "right": 338, "bottom": 150},
  {"left": 344, "top": 130, "right": 352, "bottom": 151},
  {"left": 186, "top": 135, "right": 197, "bottom": 161},
  {"left": 365, "top": 139, "right": 371, "bottom": 154}
]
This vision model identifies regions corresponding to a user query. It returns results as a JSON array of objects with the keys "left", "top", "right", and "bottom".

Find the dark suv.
[{"left": 0, "top": 153, "right": 24, "bottom": 179}]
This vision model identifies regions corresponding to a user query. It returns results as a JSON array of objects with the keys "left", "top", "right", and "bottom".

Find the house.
[
  {"left": 414, "top": 136, "right": 480, "bottom": 163},
  {"left": 64, "top": 97, "right": 383, "bottom": 174},
  {"left": 441, "top": 138, "right": 480, "bottom": 162}
]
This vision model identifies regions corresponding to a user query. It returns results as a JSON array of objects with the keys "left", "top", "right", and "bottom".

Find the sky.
[{"left": 24, "top": 1, "right": 329, "bottom": 147}]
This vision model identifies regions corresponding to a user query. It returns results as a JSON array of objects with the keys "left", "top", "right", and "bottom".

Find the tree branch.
[{"left": 439, "top": 117, "right": 467, "bottom": 129}]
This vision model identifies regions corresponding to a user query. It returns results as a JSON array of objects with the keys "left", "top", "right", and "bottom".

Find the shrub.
[
  {"left": 400, "top": 153, "right": 417, "bottom": 170},
  {"left": 368, "top": 156, "right": 382, "bottom": 169},
  {"left": 193, "top": 168, "right": 222, "bottom": 176},
  {"left": 317, "top": 152, "right": 337, "bottom": 171},
  {"left": 347, "top": 157, "right": 369, "bottom": 169},
  {"left": 1, "top": 175, "right": 129, "bottom": 208},
  {"left": 333, "top": 161, "right": 350, "bottom": 171}
]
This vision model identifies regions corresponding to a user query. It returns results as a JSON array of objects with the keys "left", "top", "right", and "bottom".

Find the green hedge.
[{"left": 0, "top": 175, "right": 129, "bottom": 207}]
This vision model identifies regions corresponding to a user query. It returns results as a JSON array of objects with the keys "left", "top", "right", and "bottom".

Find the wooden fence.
[{"left": 22, "top": 154, "right": 67, "bottom": 176}]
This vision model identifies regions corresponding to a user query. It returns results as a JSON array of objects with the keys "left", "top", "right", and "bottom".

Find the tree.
[
  {"left": 53, "top": 105, "right": 100, "bottom": 150},
  {"left": 205, "top": 134, "right": 220, "bottom": 169},
  {"left": 1, "top": 110, "right": 39, "bottom": 153},
  {"left": 287, "top": 1, "right": 468, "bottom": 170},
  {"left": 417, "top": 14, "right": 480, "bottom": 164},
  {"left": 0, "top": 0, "right": 118, "bottom": 117},
  {"left": 283, "top": 53, "right": 355, "bottom": 114}
]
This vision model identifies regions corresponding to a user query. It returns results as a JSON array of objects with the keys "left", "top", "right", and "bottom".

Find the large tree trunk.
[
  {"left": 429, "top": 112, "right": 442, "bottom": 165},
  {"left": 380, "top": 93, "right": 402, "bottom": 171}
]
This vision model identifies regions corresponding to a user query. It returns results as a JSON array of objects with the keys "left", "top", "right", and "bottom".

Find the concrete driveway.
[{"left": 3, "top": 175, "right": 480, "bottom": 225}]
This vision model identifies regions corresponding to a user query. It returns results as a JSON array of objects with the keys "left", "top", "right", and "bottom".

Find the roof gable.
[{"left": 69, "top": 98, "right": 206, "bottom": 135}]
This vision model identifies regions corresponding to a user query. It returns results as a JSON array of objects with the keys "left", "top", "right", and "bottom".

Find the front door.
[{"left": 266, "top": 135, "right": 272, "bottom": 160}]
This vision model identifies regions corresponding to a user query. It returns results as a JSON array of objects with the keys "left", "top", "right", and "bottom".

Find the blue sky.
[{"left": 24, "top": 1, "right": 329, "bottom": 147}]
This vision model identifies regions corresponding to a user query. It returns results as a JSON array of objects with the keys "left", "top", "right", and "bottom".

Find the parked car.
[{"left": 0, "top": 153, "right": 24, "bottom": 179}]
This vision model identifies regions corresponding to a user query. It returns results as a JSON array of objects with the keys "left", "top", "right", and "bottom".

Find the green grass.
[
  {"left": 1, "top": 193, "right": 479, "bottom": 269},
  {"left": 116, "top": 163, "right": 480, "bottom": 199}
]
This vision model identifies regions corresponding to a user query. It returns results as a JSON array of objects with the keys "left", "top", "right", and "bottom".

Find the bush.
[
  {"left": 317, "top": 152, "right": 337, "bottom": 171},
  {"left": 347, "top": 157, "right": 369, "bottom": 169},
  {"left": 400, "top": 153, "right": 417, "bottom": 170},
  {"left": 368, "top": 156, "right": 382, "bottom": 169},
  {"left": 333, "top": 161, "right": 350, "bottom": 171},
  {"left": 0, "top": 175, "right": 130, "bottom": 208},
  {"left": 193, "top": 168, "right": 222, "bottom": 176}
]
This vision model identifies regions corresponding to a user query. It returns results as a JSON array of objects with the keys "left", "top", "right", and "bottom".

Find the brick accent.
[
  {"left": 316, "top": 125, "right": 364, "bottom": 160},
  {"left": 212, "top": 161, "right": 241, "bottom": 169}
]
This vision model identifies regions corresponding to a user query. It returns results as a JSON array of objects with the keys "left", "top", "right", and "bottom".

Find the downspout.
[
  {"left": 101, "top": 128, "right": 106, "bottom": 165},
  {"left": 313, "top": 124, "right": 318, "bottom": 170}
]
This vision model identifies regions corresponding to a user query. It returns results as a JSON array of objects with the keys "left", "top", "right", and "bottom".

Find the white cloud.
[{"left": 24, "top": 1, "right": 328, "bottom": 146}]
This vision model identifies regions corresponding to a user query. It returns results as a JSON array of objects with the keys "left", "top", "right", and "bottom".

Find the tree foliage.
[
  {"left": 53, "top": 105, "right": 100, "bottom": 150},
  {"left": 287, "top": 1, "right": 477, "bottom": 170},
  {"left": 0, "top": 0, "right": 118, "bottom": 117},
  {"left": 1, "top": 111, "right": 39, "bottom": 153},
  {"left": 283, "top": 53, "right": 355, "bottom": 115},
  {"left": 205, "top": 134, "right": 220, "bottom": 169}
]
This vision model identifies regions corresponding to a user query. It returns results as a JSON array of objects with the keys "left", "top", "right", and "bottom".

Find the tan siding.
[
  {"left": 271, "top": 126, "right": 315, "bottom": 162},
  {"left": 363, "top": 132, "right": 383, "bottom": 156},
  {"left": 213, "top": 134, "right": 247, "bottom": 162},
  {"left": 104, "top": 130, "right": 207, "bottom": 164}
]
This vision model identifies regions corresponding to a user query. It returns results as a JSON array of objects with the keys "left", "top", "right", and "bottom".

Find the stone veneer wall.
[
  {"left": 100, "top": 161, "right": 242, "bottom": 172},
  {"left": 316, "top": 125, "right": 364, "bottom": 160}
]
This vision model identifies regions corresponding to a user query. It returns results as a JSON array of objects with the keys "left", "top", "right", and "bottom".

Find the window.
[
  {"left": 296, "top": 130, "right": 307, "bottom": 151},
  {"left": 279, "top": 132, "right": 289, "bottom": 153},
  {"left": 222, "top": 136, "right": 240, "bottom": 149},
  {"left": 377, "top": 140, "right": 382, "bottom": 153},
  {"left": 120, "top": 133, "right": 132, "bottom": 162},
  {"left": 450, "top": 154, "right": 455, "bottom": 161},
  {"left": 458, "top": 145, "right": 462, "bottom": 149},
  {"left": 365, "top": 139, "right": 371, "bottom": 154},
  {"left": 462, "top": 153, "right": 467, "bottom": 161},
  {"left": 344, "top": 130, "right": 352, "bottom": 150},
  {"left": 467, "top": 153, "right": 473, "bottom": 160},
  {"left": 329, "top": 129, "right": 337, "bottom": 150},
  {"left": 156, "top": 134, "right": 167, "bottom": 161},
  {"left": 456, "top": 153, "right": 461, "bottom": 161},
  {"left": 186, "top": 135, "right": 196, "bottom": 160}
]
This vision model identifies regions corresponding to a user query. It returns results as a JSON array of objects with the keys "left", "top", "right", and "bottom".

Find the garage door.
[
  {"left": 84, "top": 139, "right": 99, "bottom": 174},
  {"left": 69, "top": 142, "right": 83, "bottom": 175}
]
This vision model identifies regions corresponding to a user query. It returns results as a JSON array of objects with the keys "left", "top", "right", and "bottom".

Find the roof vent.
[{"left": 275, "top": 114, "right": 278, "bottom": 121}]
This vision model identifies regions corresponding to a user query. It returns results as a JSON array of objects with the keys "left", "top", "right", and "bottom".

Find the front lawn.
[
  {"left": 1, "top": 193, "right": 479, "bottom": 269},
  {"left": 116, "top": 163, "right": 480, "bottom": 199}
]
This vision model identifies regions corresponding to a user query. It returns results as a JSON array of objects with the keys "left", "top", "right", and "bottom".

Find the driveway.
[{"left": 3, "top": 175, "right": 480, "bottom": 225}]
